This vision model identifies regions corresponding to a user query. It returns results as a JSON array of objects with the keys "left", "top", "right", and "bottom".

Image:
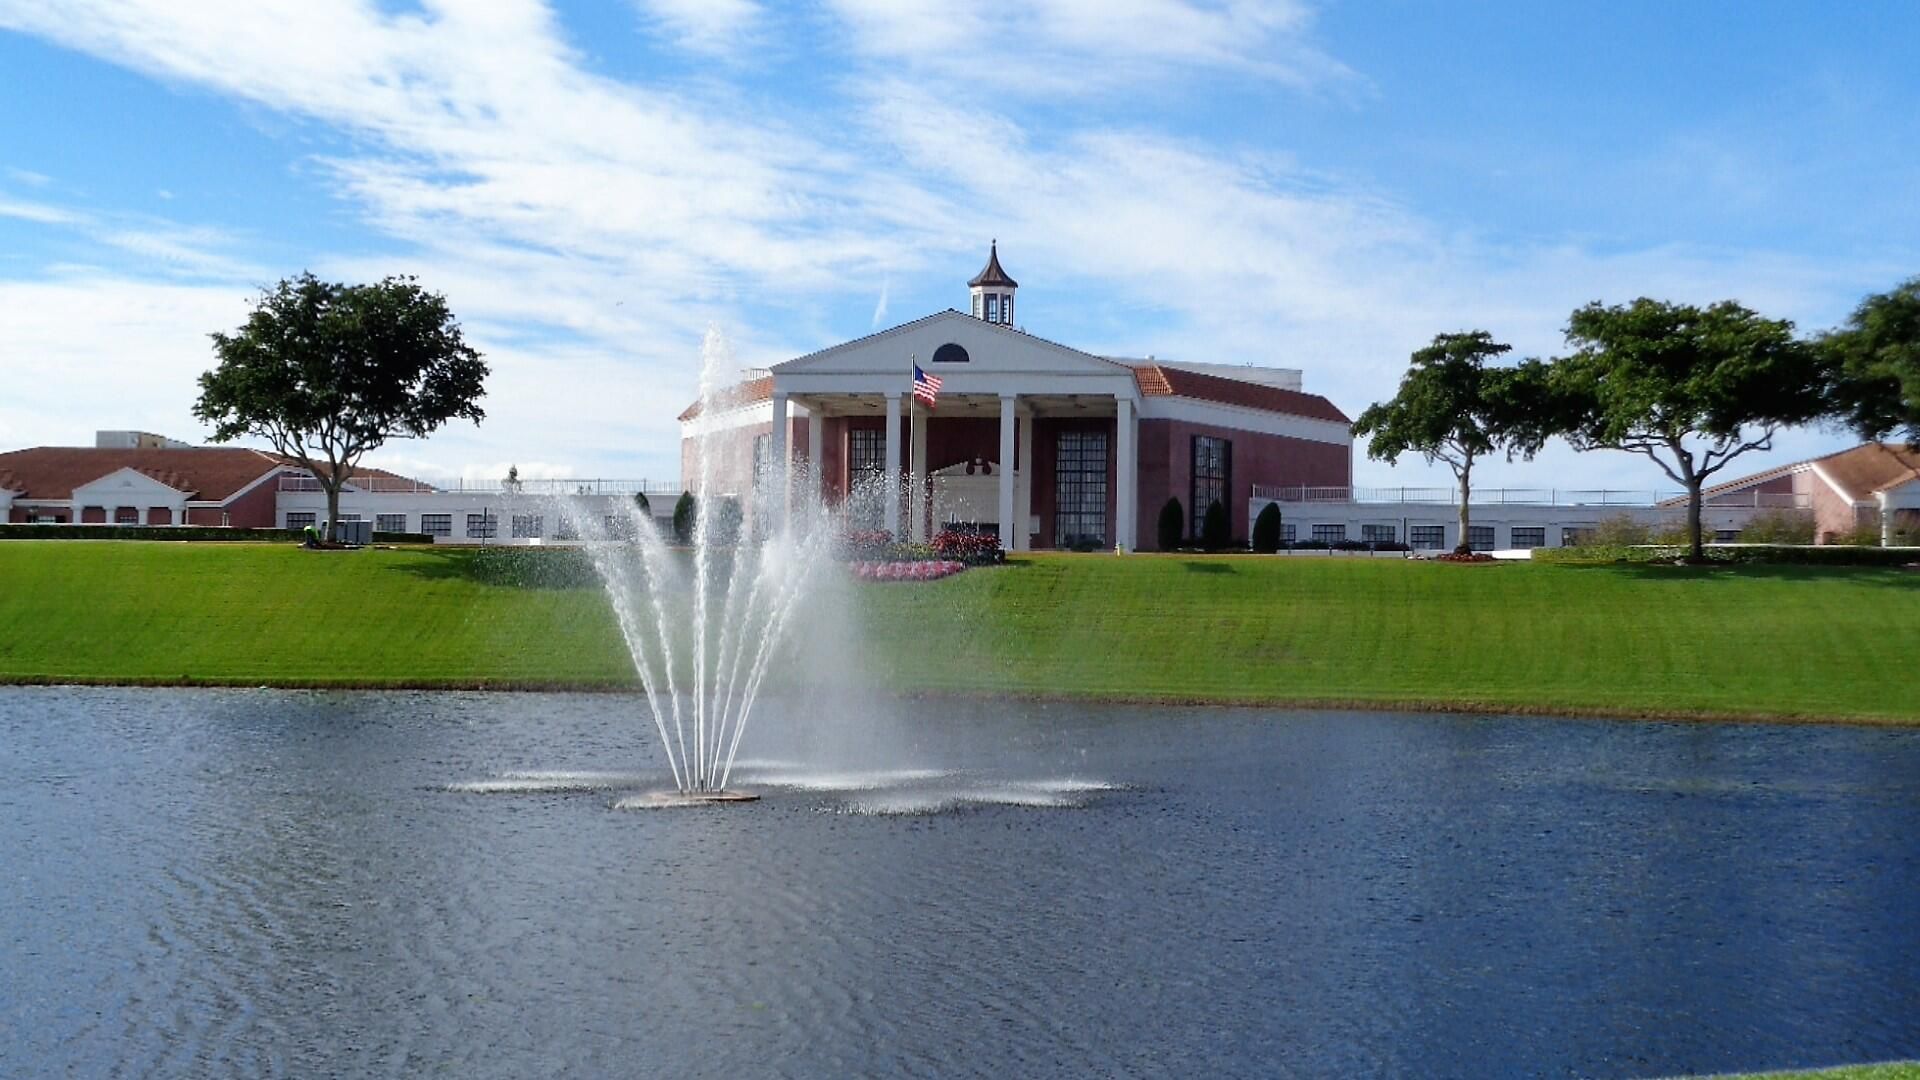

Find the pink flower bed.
[{"left": 851, "top": 560, "right": 967, "bottom": 582}]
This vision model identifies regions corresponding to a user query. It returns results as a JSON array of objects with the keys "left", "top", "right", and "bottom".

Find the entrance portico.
[{"left": 767, "top": 311, "right": 1143, "bottom": 551}]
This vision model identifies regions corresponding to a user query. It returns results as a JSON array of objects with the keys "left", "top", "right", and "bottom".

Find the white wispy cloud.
[
  {"left": 0, "top": 0, "right": 1889, "bottom": 489},
  {"left": 633, "top": 0, "right": 760, "bottom": 56},
  {"left": 825, "top": 0, "right": 1356, "bottom": 96}
]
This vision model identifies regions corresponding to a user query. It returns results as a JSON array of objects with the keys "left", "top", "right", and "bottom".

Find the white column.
[
  {"left": 769, "top": 392, "right": 790, "bottom": 527},
  {"left": 1881, "top": 492, "right": 1893, "bottom": 547},
  {"left": 1016, "top": 411, "right": 1034, "bottom": 552},
  {"left": 806, "top": 405, "right": 825, "bottom": 502},
  {"left": 883, "top": 392, "right": 902, "bottom": 537},
  {"left": 1115, "top": 397, "right": 1136, "bottom": 552},
  {"left": 910, "top": 401, "right": 929, "bottom": 542},
  {"left": 998, "top": 395, "right": 1017, "bottom": 551}
]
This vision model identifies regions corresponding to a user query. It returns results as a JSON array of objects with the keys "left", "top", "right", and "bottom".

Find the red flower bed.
[
  {"left": 931, "top": 528, "right": 1004, "bottom": 565},
  {"left": 1435, "top": 551, "right": 1497, "bottom": 563},
  {"left": 851, "top": 560, "right": 967, "bottom": 582}
]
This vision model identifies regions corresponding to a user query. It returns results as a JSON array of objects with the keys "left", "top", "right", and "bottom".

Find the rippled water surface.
[{"left": 2, "top": 688, "right": 1917, "bottom": 1078}]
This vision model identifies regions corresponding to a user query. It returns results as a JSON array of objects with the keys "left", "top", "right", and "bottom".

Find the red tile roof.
[
  {"left": 1812, "top": 441, "right": 1920, "bottom": 500},
  {"left": 1132, "top": 364, "right": 1350, "bottom": 423},
  {"left": 678, "top": 376, "right": 773, "bottom": 421},
  {"left": 0, "top": 446, "right": 425, "bottom": 502}
]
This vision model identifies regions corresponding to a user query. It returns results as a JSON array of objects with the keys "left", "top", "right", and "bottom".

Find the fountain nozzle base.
[{"left": 619, "top": 789, "right": 761, "bottom": 809}]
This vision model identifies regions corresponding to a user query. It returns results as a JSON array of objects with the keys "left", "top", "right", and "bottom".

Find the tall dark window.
[
  {"left": 1190, "top": 435, "right": 1232, "bottom": 538},
  {"left": 1054, "top": 430, "right": 1108, "bottom": 547},
  {"left": 848, "top": 427, "right": 887, "bottom": 528},
  {"left": 849, "top": 428, "right": 885, "bottom": 476}
]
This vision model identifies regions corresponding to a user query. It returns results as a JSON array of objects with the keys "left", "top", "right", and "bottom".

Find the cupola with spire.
[{"left": 968, "top": 241, "right": 1018, "bottom": 326}]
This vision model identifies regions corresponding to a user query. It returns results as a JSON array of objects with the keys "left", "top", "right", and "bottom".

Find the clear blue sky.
[{"left": 2, "top": 1, "right": 1914, "bottom": 488}]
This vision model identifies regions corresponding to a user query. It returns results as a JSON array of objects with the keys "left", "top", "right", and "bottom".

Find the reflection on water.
[{"left": 2, "top": 687, "right": 1917, "bottom": 1079}]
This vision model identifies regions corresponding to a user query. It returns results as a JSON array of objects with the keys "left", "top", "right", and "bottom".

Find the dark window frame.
[
  {"left": 420, "top": 514, "right": 452, "bottom": 537},
  {"left": 1054, "top": 430, "right": 1109, "bottom": 548},
  {"left": 1189, "top": 435, "right": 1232, "bottom": 539}
]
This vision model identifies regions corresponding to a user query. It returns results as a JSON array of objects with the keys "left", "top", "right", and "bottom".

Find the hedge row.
[
  {"left": 1535, "top": 543, "right": 1920, "bottom": 567},
  {"left": 0, "top": 524, "right": 432, "bottom": 544}
]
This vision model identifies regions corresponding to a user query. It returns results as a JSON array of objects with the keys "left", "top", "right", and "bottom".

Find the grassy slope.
[
  {"left": 0, "top": 542, "right": 631, "bottom": 687},
  {"left": 1699, "top": 1065, "right": 1920, "bottom": 1080},
  {"left": 0, "top": 542, "right": 1914, "bottom": 722},
  {"left": 860, "top": 554, "right": 1917, "bottom": 722}
]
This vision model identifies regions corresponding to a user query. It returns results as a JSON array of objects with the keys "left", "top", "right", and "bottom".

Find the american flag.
[{"left": 912, "top": 364, "right": 942, "bottom": 408}]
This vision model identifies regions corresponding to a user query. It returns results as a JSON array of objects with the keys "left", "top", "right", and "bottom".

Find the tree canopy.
[
  {"left": 1352, "top": 331, "right": 1543, "bottom": 553},
  {"left": 1548, "top": 297, "right": 1826, "bottom": 559},
  {"left": 1823, "top": 276, "right": 1920, "bottom": 443},
  {"left": 195, "top": 273, "right": 488, "bottom": 537}
]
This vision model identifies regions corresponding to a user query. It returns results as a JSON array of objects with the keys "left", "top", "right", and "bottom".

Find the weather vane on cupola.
[{"left": 968, "top": 240, "right": 1017, "bottom": 326}]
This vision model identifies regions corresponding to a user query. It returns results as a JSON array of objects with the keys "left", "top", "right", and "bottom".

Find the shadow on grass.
[
  {"left": 1182, "top": 561, "right": 1235, "bottom": 574},
  {"left": 385, "top": 547, "right": 604, "bottom": 590}
]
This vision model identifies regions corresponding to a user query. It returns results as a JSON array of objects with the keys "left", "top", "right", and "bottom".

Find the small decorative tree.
[
  {"left": 672, "top": 491, "right": 696, "bottom": 545},
  {"left": 1823, "top": 276, "right": 1920, "bottom": 442},
  {"left": 195, "top": 273, "right": 488, "bottom": 538},
  {"left": 1201, "top": 499, "right": 1229, "bottom": 551},
  {"left": 1549, "top": 299, "right": 1827, "bottom": 560},
  {"left": 1251, "top": 503, "right": 1282, "bottom": 553},
  {"left": 503, "top": 464, "right": 521, "bottom": 493},
  {"left": 1157, "top": 497, "right": 1184, "bottom": 551},
  {"left": 1351, "top": 331, "right": 1544, "bottom": 555}
]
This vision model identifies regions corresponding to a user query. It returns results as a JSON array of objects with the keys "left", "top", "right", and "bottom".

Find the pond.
[{"left": 2, "top": 687, "right": 1916, "bottom": 1078}]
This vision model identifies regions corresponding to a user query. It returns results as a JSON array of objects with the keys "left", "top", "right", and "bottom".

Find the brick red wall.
[
  {"left": 1134, "top": 419, "right": 1350, "bottom": 549},
  {"left": 148, "top": 507, "right": 173, "bottom": 525},
  {"left": 1809, "top": 479, "right": 1860, "bottom": 543},
  {"left": 80, "top": 506, "right": 106, "bottom": 523},
  {"left": 220, "top": 473, "right": 281, "bottom": 528}
]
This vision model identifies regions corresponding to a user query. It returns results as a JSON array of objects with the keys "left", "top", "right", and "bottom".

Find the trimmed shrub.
[
  {"left": 0, "top": 524, "right": 295, "bottom": 542},
  {"left": 1738, "top": 508, "right": 1815, "bottom": 545},
  {"left": 1200, "top": 499, "right": 1229, "bottom": 551},
  {"left": 1156, "top": 497, "right": 1184, "bottom": 551},
  {"left": 1591, "top": 514, "right": 1651, "bottom": 547},
  {"left": 672, "top": 491, "right": 696, "bottom": 545},
  {"left": 844, "top": 529, "right": 894, "bottom": 558},
  {"left": 1251, "top": 503, "right": 1282, "bottom": 554},
  {"left": 633, "top": 490, "right": 651, "bottom": 518}
]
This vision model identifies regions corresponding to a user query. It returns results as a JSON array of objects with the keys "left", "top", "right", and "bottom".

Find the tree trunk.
[
  {"left": 1455, "top": 458, "right": 1473, "bottom": 555},
  {"left": 325, "top": 481, "right": 342, "bottom": 545},
  {"left": 1687, "top": 479, "right": 1704, "bottom": 561}
]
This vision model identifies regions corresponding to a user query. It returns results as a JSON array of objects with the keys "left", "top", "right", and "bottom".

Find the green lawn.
[
  {"left": 1689, "top": 1064, "right": 1920, "bottom": 1080},
  {"left": 0, "top": 541, "right": 1914, "bottom": 723}
]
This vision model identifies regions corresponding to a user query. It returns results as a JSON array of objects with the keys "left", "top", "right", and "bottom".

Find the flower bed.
[
  {"left": 851, "top": 559, "right": 967, "bottom": 582},
  {"left": 931, "top": 528, "right": 1004, "bottom": 565}
]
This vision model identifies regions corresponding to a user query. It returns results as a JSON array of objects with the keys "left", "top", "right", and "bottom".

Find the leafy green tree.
[
  {"left": 1251, "top": 503, "right": 1282, "bottom": 554},
  {"left": 1351, "top": 332, "right": 1544, "bottom": 554},
  {"left": 195, "top": 273, "right": 486, "bottom": 537},
  {"left": 1156, "top": 497, "right": 1184, "bottom": 551},
  {"left": 1200, "top": 499, "right": 1229, "bottom": 550},
  {"left": 1549, "top": 298, "right": 1827, "bottom": 560},
  {"left": 672, "top": 491, "right": 696, "bottom": 545},
  {"left": 1823, "top": 276, "right": 1920, "bottom": 442}
]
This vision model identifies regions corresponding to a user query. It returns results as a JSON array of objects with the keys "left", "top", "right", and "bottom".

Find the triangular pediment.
[
  {"left": 71, "top": 466, "right": 192, "bottom": 499},
  {"left": 774, "top": 311, "right": 1130, "bottom": 379}
]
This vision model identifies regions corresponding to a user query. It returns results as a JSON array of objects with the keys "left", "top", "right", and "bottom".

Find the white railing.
[
  {"left": 1249, "top": 484, "right": 1812, "bottom": 510},
  {"left": 277, "top": 475, "right": 683, "bottom": 496}
]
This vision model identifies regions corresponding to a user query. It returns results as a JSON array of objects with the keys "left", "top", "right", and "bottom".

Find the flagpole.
[{"left": 906, "top": 353, "right": 915, "bottom": 542}]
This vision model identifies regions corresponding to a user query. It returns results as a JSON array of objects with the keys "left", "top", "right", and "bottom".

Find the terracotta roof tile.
[
  {"left": 0, "top": 446, "right": 429, "bottom": 502},
  {"left": 1132, "top": 364, "right": 1350, "bottom": 424},
  {"left": 1812, "top": 441, "right": 1920, "bottom": 500},
  {"left": 678, "top": 376, "right": 773, "bottom": 421},
  {"left": 0, "top": 446, "right": 287, "bottom": 501}
]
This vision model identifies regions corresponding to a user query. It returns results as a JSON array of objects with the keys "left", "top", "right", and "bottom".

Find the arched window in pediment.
[{"left": 932, "top": 342, "right": 970, "bottom": 364}]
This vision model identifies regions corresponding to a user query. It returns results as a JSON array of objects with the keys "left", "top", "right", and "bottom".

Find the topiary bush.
[
  {"left": 1251, "top": 503, "right": 1282, "bottom": 554},
  {"left": 672, "top": 491, "right": 696, "bottom": 545},
  {"left": 1157, "top": 497, "right": 1184, "bottom": 551},
  {"left": 1200, "top": 499, "right": 1229, "bottom": 551}
]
